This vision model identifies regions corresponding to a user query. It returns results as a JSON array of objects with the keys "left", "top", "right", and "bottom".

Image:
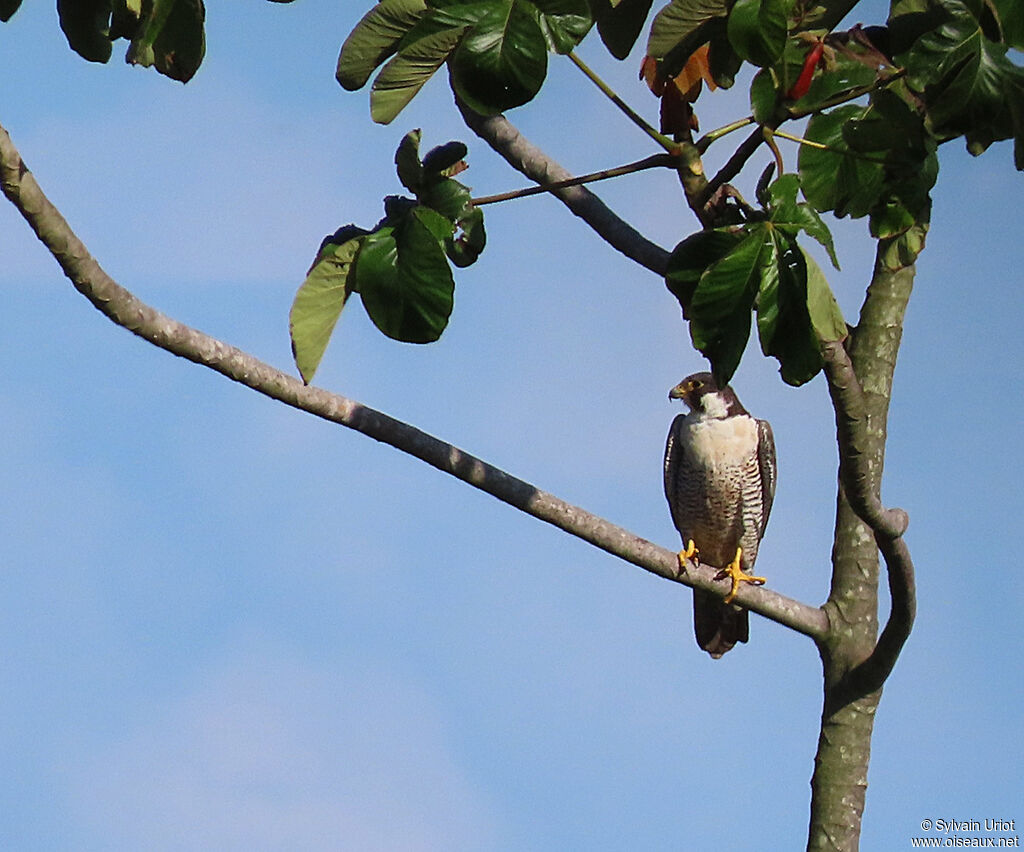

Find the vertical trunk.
[{"left": 806, "top": 230, "right": 923, "bottom": 850}]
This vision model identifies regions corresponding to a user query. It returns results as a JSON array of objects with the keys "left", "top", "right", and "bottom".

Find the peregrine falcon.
[{"left": 664, "top": 372, "right": 776, "bottom": 658}]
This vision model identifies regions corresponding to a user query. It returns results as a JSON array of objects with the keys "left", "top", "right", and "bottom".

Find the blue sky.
[{"left": 1, "top": 2, "right": 1021, "bottom": 849}]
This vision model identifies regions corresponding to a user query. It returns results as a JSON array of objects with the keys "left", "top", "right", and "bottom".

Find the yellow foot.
[
  {"left": 714, "top": 547, "right": 766, "bottom": 603},
  {"left": 676, "top": 539, "right": 699, "bottom": 574}
]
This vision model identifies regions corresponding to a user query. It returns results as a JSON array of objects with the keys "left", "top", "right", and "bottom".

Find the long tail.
[{"left": 693, "top": 589, "right": 749, "bottom": 658}]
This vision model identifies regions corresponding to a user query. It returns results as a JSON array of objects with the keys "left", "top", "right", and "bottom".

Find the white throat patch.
[{"left": 700, "top": 391, "right": 730, "bottom": 419}]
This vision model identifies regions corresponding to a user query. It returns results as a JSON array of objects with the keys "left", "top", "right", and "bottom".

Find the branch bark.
[
  {"left": 807, "top": 227, "right": 923, "bottom": 851},
  {"left": 455, "top": 100, "right": 671, "bottom": 276},
  {"left": 0, "top": 119, "right": 828, "bottom": 642}
]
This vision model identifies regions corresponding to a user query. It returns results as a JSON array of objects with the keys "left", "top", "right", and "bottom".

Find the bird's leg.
[
  {"left": 715, "top": 547, "right": 766, "bottom": 603},
  {"left": 676, "top": 539, "right": 699, "bottom": 574}
]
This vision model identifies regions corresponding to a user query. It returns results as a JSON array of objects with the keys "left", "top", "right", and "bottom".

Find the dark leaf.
[
  {"left": 664, "top": 227, "right": 745, "bottom": 312},
  {"left": 395, "top": 130, "right": 424, "bottom": 192},
  {"left": 902, "top": 0, "right": 1024, "bottom": 164},
  {"left": 126, "top": 0, "right": 206, "bottom": 83},
  {"left": 725, "top": 0, "right": 790, "bottom": 68},
  {"left": 593, "top": 0, "right": 654, "bottom": 59},
  {"left": 450, "top": 1, "right": 549, "bottom": 114},
  {"left": 0, "top": 0, "right": 22, "bottom": 23},
  {"left": 422, "top": 140, "right": 469, "bottom": 174},
  {"left": 357, "top": 207, "right": 456, "bottom": 343},
  {"left": 754, "top": 232, "right": 821, "bottom": 386},
  {"left": 58, "top": 0, "right": 113, "bottom": 63}
]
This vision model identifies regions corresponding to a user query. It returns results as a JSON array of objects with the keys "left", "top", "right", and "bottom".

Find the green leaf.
[
  {"left": 447, "top": 204, "right": 486, "bottom": 267},
  {"left": 664, "top": 228, "right": 745, "bottom": 312},
  {"left": 337, "top": 0, "right": 429, "bottom": 91},
  {"left": 798, "top": 105, "right": 887, "bottom": 218},
  {"left": 754, "top": 232, "right": 821, "bottom": 385},
  {"left": 395, "top": 130, "right": 424, "bottom": 192},
  {"left": 990, "top": 0, "right": 1024, "bottom": 47},
  {"left": 593, "top": 0, "right": 654, "bottom": 59},
  {"left": 726, "top": 0, "right": 791, "bottom": 68},
  {"left": 902, "top": 0, "right": 1024, "bottom": 163},
  {"left": 58, "top": 0, "right": 114, "bottom": 63},
  {"left": 750, "top": 68, "right": 778, "bottom": 124},
  {"left": 370, "top": 19, "right": 466, "bottom": 123},
  {"left": 450, "top": 1, "right": 550, "bottom": 114},
  {"left": 126, "top": 0, "right": 205, "bottom": 83},
  {"left": 766, "top": 174, "right": 840, "bottom": 268},
  {"left": 0, "top": 0, "right": 23, "bottom": 23},
  {"left": 357, "top": 207, "right": 456, "bottom": 343},
  {"left": 647, "top": 0, "right": 728, "bottom": 60},
  {"left": 533, "top": 0, "right": 592, "bottom": 53},
  {"left": 687, "top": 229, "right": 771, "bottom": 383},
  {"left": 290, "top": 236, "right": 364, "bottom": 384},
  {"left": 802, "top": 248, "right": 847, "bottom": 343}
]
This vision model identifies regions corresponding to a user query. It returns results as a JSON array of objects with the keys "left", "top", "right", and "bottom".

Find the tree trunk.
[{"left": 806, "top": 228, "right": 923, "bottom": 850}]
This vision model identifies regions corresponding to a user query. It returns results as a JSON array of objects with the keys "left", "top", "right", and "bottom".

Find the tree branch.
[
  {"left": 820, "top": 339, "right": 909, "bottom": 540},
  {"left": 0, "top": 120, "right": 828, "bottom": 642},
  {"left": 455, "top": 99, "right": 671, "bottom": 276}
]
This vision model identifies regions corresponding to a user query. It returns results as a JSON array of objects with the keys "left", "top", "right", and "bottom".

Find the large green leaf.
[
  {"left": 725, "top": 0, "right": 791, "bottom": 68},
  {"left": 753, "top": 231, "right": 820, "bottom": 386},
  {"left": 803, "top": 249, "right": 847, "bottom": 343},
  {"left": 370, "top": 21, "right": 466, "bottom": 123},
  {"left": 902, "top": 0, "right": 1024, "bottom": 165},
  {"left": 450, "top": 1, "right": 550, "bottom": 114},
  {"left": 337, "top": 0, "right": 429, "bottom": 90},
  {"left": 664, "top": 228, "right": 745, "bottom": 313},
  {"left": 357, "top": 207, "right": 456, "bottom": 343},
  {"left": 798, "top": 105, "right": 887, "bottom": 218},
  {"left": 534, "top": 0, "right": 592, "bottom": 53},
  {"left": 58, "top": 0, "right": 114, "bottom": 63},
  {"left": 647, "top": 0, "right": 727, "bottom": 59},
  {"left": 687, "top": 230, "right": 770, "bottom": 382},
  {"left": 593, "top": 0, "right": 654, "bottom": 59},
  {"left": 766, "top": 174, "right": 839, "bottom": 268},
  {"left": 290, "top": 235, "right": 364, "bottom": 384}
]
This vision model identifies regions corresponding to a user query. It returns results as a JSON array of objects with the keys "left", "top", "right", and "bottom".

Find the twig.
[
  {"left": 455, "top": 99, "right": 671, "bottom": 276},
  {"left": 471, "top": 154, "right": 677, "bottom": 206},
  {"left": 0, "top": 119, "right": 830, "bottom": 642},
  {"left": 567, "top": 51, "right": 679, "bottom": 153}
]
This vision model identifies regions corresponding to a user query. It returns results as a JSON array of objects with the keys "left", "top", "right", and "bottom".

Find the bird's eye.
[{"left": 690, "top": 379, "right": 703, "bottom": 390}]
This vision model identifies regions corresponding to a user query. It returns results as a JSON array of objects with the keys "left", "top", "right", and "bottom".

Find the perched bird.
[{"left": 664, "top": 372, "right": 776, "bottom": 658}]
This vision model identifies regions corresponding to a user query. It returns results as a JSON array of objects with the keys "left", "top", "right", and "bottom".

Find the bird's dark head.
[{"left": 669, "top": 372, "right": 747, "bottom": 418}]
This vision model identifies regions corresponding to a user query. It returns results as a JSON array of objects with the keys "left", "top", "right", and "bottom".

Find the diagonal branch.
[
  {"left": 0, "top": 120, "right": 829, "bottom": 642},
  {"left": 455, "top": 99, "right": 671, "bottom": 276}
]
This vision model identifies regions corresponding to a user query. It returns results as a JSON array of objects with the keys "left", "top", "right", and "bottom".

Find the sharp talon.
[
  {"left": 716, "top": 547, "right": 766, "bottom": 604},
  {"left": 676, "top": 539, "right": 699, "bottom": 575}
]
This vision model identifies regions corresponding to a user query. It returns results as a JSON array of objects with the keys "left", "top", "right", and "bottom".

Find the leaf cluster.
[
  {"left": 289, "top": 131, "right": 486, "bottom": 383},
  {"left": 665, "top": 172, "right": 846, "bottom": 385},
  {"left": 336, "top": 0, "right": 593, "bottom": 124}
]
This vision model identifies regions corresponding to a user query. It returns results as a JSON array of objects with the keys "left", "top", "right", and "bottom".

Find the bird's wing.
[
  {"left": 664, "top": 414, "right": 687, "bottom": 533},
  {"left": 756, "top": 418, "right": 777, "bottom": 531}
]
